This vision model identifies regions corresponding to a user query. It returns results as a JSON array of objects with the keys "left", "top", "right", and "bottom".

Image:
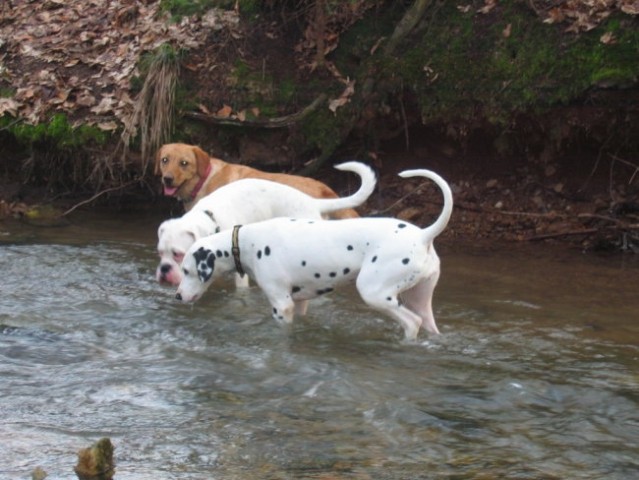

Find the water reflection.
[{"left": 0, "top": 216, "right": 638, "bottom": 479}]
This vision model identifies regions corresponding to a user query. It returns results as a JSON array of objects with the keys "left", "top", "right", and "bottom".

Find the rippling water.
[{"left": 1, "top": 213, "right": 638, "bottom": 479}]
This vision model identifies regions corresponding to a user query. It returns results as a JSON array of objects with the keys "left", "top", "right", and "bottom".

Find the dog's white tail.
[
  {"left": 316, "top": 161, "right": 376, "bottom": 214},
  {"left": 398, "top": 169, "right": 453, "bottom": 243}
]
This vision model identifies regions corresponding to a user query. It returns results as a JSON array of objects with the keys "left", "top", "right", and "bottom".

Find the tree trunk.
[
  {"left": 383, "top": 0, "right": 433, "bottom": 56},
  {"left": 298, "top": 0, "right": 434, "bottom": 175}
]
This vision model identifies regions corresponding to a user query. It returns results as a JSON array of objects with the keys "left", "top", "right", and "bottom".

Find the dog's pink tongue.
[{"left": 163, "top": 185, "right": 179, "bottom": 196}]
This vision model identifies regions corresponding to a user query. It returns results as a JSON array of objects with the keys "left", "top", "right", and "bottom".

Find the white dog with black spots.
[{"left": 175, "top": 168, "right": 453, "bottom": 341}]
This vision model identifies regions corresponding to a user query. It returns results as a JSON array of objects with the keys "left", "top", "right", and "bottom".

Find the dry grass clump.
[{"left": 113, "top": 45, "right": 180, "bottom": 179}]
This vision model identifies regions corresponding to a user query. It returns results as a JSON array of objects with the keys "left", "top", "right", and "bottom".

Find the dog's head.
[
  {"left": 156, "top": 212, "right": 220, "bottom": 285},
  {"left": 175, "top": 244, "right": 219, "bottom": 303},
  {"left": 154, "top": 143, "right": 212, "bottom": 200}
]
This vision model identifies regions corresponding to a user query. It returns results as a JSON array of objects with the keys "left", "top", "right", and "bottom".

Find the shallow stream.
[{"left": 1, "top": 211, "right": 638, "bottom": 479}]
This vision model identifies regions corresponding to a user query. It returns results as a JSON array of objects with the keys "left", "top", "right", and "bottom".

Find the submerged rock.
[{"left": 74, "top": 437, "right": 115, "bottom": 480}]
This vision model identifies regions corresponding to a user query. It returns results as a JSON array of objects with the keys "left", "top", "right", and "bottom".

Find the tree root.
[{"left": 183, "top": 94, "right": 327, "bottom": 129}]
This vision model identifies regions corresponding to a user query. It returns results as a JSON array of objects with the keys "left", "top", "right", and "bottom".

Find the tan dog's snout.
[{"left": 162, "top": 174, "right": 174, "bottom": 187}]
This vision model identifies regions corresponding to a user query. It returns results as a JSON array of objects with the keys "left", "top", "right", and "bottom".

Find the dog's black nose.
[
  {"left": 160, "top": 264, "right": 171, "bottom": 274},
  {"left": 175, "top": 293, "right": 182, "bottom": 301},
  {"left": 163, "top": 176, "right": 174, "bottom": 187}
]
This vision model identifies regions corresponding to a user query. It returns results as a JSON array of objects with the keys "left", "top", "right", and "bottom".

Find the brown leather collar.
[{"left": 231, "top": 225, "right": 244, "bottom": 276}]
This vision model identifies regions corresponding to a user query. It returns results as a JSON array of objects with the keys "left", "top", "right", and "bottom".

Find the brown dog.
[{"left": 155, "top": 143, "right": 359, "bottom": 218}]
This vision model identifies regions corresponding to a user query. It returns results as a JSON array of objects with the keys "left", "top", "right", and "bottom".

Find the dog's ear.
[
  {"left": 154, "top": 146, "right": 165, "bottom": 175},
  {"left": 192, "top": 146, "right": 211, "bottom": 177},
  {"left": 193, "top": 247, "right": 215, "bottom": 282}
]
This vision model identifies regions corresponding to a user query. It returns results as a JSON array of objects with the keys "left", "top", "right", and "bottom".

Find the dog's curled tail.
[
  {"left": 398, "top": 169, "right": 453, "bottom": 243},
  {"left": 317, "top": 161, "right": 377, "bottom": 215}
]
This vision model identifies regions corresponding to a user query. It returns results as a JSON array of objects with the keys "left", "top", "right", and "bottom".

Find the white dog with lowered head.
[
  {"left": 156, "top": 161, "right": 376, "bottom": 286},
  {"left": 175, "top": 168, "right": 453, "bottom": 340}
]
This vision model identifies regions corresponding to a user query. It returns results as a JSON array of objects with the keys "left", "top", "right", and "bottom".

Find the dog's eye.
[
  {"left": 161, "top": 157, "right": 168, "bottom": 164},
  {"left": 179, "top": 160, "right": 188, "bottom": 167},
  {"left": 172, "top": 251, "right": 184, "bottom": 262}
]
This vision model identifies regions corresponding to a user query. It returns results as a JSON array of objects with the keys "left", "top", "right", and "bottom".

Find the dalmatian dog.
[
  {"left": 175, "top": 168, "right": 453, "bottom": 340},
  {"left": 156, "top": 161, "right": 376, "bottom": 287}
]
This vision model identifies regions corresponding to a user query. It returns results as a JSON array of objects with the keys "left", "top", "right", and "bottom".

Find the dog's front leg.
[
  {"left": 234, "top": 272, "right": 250, "bottom": 288},
  {"left": 264, "top": 293, "right": 296, "bottom": 325},
  {"left": 294, "top": 300, "right": 309, "bottom": 316}
]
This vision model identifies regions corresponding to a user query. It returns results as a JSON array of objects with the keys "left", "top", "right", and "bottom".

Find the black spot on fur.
[
  {"left": 193, "top": 247, "right": 210, "bottom": 265},
  {"left": 224, "top": 251, "right": 230, "bottom": 257},
  {"left": 257, "top": 250, "right": 262, "bottom": 259},
  {"left": 265, "top": 246, "right": 271, "bottom": 256},
  {"left": 329, "top": 272, "right": 336, "bottom": 278},
  {"left": 316, "top": 288, "right": 334, "bottom": 295},
  {"left": 292, "top": 286, "right": 301, "bottom": 293},
  {"left": 216, "top": 250, "right": 223, "bottom": 257},
  {"left": 402, "top": 258, "right": 410, "bottom": 265},
  {"left": 314, "top": 273, "right": 321, "bottom": 279},
  {"left": 273, "top": 307, "right": 278, "bottom": 314},
  {"left": 193, "top": 247, "right": 215, "bottom": 282},
  {"left": 347, "top": 245, "right": 353, "bottom": 251},
  {"left": 301, "top": 260, "right": 307, "bottom": 266},
  {"left": 398, "top": 223, "right": 407, "bottom": 229},
  {"left": 372, "top": 256, "right": 377, "bottom": 263},
  {"left": 386, "top": 297, "right": 392, "bottom": 301},
  {"left": 343, "top": 268, "right": 350, "bottom": 275}
]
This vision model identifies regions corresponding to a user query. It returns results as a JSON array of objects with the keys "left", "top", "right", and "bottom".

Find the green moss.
[
  {"left": 431, "top": 4, "right": 635, "bottom": 120},
  {"left": 4, "top": 114, "right": 108, "bottom": 149},
  {"left": 0, "top": 87, "right": 14, "bottom": 98},
  {"left": 300, "top": 105, "right": 351, "bottom": 157},
  {"left": 334, "top": 2, "right": 639, "bottom": 126},
  {"left": 160, "top": 0, "right": 259, "bottom": 21},
  {"left": 227, "top": 60, "right": 301, "bottom": 117},
  {"left": 591, "top": 67, "right": 637, "bottom": 87}
]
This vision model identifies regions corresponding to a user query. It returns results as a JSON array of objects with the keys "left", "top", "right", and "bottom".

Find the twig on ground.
[
  {"left": 368, "top": 181, "right": 430, "bottom": 215},
  {"left": 609, "top": 153, "right": 639, "bottom": 185},
  {"left": 526, "top": 229, "right": 599, "bottom": 241},
  {"left": 526, "top": 223, "right": 639, "bottom": 242},
  {"left": 61, "top": 180, "right": 139, "bottom": 217}
]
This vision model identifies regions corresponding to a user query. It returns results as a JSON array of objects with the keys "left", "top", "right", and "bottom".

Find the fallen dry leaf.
[
  {"left": 600, "top": 31, "right": 617, "bottom": 44},
  {"left": 478, "top": 0, "right": 497, "bottom": 15},
  {"left": 216, "top": 104, "right": 233, "bottom": 118},
  {"left": 97, "top": 121, "right": 119, "bottom": 131},
  {"left": 0, "top": 98, "right": 20, "bottom": 116},
  {"left": 621, "top": 1, "right": 639, "bottom": 15},
  {"left": 328, "top": 80, "right": 355, "bottom": 114},
  {"left": 197, "top": 103, "right": 212, "bottom": 114},
  {"left": 0, "top": 1, "right": 241, "bottom": 130}
]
